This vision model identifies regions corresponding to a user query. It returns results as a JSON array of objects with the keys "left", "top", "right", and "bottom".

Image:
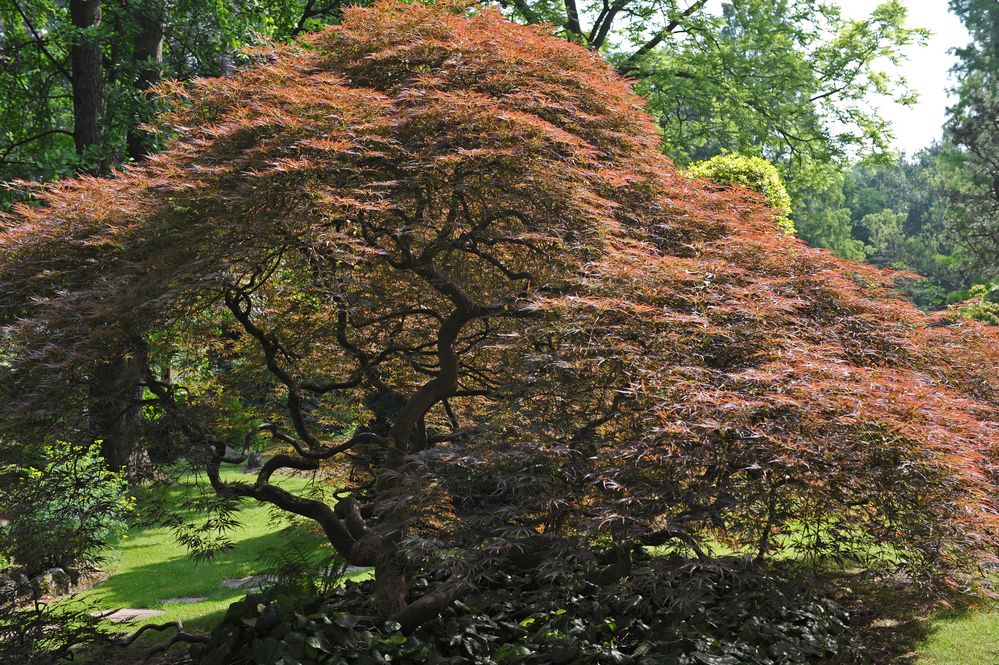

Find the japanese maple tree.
[{"left": 1, "top": 1, "right": 997, "bottom": 631}]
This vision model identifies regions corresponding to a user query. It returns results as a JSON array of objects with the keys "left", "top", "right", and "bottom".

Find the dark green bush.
[
  {"left": 0, "top": 444, "right": 131, "bottom": 576},
  {"left": 193, "top": 558, "right": 848, "bottom": 665}
]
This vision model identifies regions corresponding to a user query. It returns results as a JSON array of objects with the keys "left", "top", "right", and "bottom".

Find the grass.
[
  {"left": 76, "top": 464, "right": 370, "bottom": 632},
  {"left": 916, "top": 604, "right": 999, "bottom": 664}
]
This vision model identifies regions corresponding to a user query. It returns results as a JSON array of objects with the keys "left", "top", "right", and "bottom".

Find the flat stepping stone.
[
  {"left": 221, "top": 569, "right": 371, "bottom": 591},
  {"left": 222, "top": 575, "right": 275, "bottom": 589},
  {"left": 162, "top": 597, "right": 208, "bottom": 604},
  {"left": 90, "top": 608, "right": 165, "bottom": 623}
]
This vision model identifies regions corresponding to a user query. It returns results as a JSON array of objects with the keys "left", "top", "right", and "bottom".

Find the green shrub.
[
  {"left": 688, "top": 154, "right": 795, "bottom": 234},
  {"left": 0, "top": 597, "right": 111, "bottom": 664},
  {"left": 193, "top": 558, "right": 848, "bottom": 665},
  {"left": 0, "top": 444, "right": 132, "bottom": 576},
  {"left": 952, "top": 283, "right": 999, "bottom": 325}
]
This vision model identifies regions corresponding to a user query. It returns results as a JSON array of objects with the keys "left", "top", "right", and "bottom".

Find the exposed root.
[{"left": 116, "top": 621, "right": 209, "bottom": 662}]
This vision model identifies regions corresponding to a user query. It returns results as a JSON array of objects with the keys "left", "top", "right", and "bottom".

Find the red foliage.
[{"left": 1, "top": 0, "right": 997, "bottom": 625}]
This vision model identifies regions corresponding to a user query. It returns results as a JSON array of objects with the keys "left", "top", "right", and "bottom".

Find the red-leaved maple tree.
[{"left": 1, "top": 1, "right": 997, "bottom": 630}]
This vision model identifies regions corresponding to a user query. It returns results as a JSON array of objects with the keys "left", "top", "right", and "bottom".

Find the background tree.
[
  {"left": 503, "top": 0, "right": 926, "bottom": 201},
  {"left": 2, "top": 2, "right": 997, "bottom": 637},
  {"left": 793, "top": 171, "right": 868, "bottom": 260},
  {"left": 795, "top": 147, "right": 974, "bottom": 308},
  {"left": 0, "top": 0, "right": 353, "bottom": 194},
  {"left": 945, "top": 0, "right": 999, "bottom": 279}
]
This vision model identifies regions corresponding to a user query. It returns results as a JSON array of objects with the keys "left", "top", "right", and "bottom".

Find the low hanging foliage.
[
  {"left": 194, "top": 559, "right": 848, "bottom": 665},
  {"left": 1, "top": 0, "right": 998, "bottom": 639}
]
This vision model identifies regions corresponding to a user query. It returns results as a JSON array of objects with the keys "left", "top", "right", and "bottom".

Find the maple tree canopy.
[{"left": 1, "top": 0, "right": 997, "bottom": 628}]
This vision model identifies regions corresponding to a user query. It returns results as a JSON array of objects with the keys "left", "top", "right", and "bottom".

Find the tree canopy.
[
  {"left": 945, "top": 0, "right": 999, "bottom": 278},
  {"left": 503, "top": 0, "right": 925, "bottom": 197},
  {"left": 0, "top": 0, "right": 350, "bottom": 189},
  {"left": 1, "top": 0, "right": 997, "bottom": 633}
]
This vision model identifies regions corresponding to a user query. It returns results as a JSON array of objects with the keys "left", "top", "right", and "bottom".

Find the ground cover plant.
[
  {"left": 0, "top": 2, "right": 998, "bottom": 662},
  {"left": 192, "top": 559, "right": 850, "bottom": 665},
  {"left": 0, "top": 598, "right": 112, "bottom": 665}
]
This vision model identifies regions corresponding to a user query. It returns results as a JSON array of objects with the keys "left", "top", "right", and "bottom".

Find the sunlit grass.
[
  {"left": 916, "top": 603, "right": 999, "bottom": 664},
  {"left": 76, "top": 464, "right": 371, "bottom": 632}
]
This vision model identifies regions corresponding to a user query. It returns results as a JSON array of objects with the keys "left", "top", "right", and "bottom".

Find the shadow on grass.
[
  {"left": 85, "top": 530, "right": 372, "bottom": 633},
  {"left": 818, "top": 570, "right": 994, "bottom": 664},
  {"left": 84, "top": 531, "right": 321, "bottom": 629}
]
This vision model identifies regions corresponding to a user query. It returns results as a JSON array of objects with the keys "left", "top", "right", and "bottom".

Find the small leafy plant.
[
  {"left": 0, "top": 597, "right": 111, "bottom": 664},
  {"left": 0, "top": 444, "right": 132, "bottom": 576}
]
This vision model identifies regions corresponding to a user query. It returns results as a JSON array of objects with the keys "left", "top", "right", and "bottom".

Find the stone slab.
[
  {"left": 222, "top": 575, "right": 274, "bottom": 589},
  {"left": 90, "top": 608, "right": 165, "bottom": 623}
]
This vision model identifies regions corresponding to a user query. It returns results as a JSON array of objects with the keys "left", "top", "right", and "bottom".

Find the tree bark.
[
  {"left": 392, "top": 575, "right": 469, "bottom": 634},
  {"left": 374, "top": 553, "right": 409, "bottom": 618},
  {"left": 126, "top": 0, "right": 163, "bottom": 161},
  {"left": 70, "top": 0, "right": 103, "bottom": 159},
  {"left": 89, "top": 355, "right": 143, "bottom": 476}
]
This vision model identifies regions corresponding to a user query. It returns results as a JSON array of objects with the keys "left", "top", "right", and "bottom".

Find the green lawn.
[
  {"left": 916, "top": 605, "right": 999, "bottom": 664},
  {"left": 77, "top": 465, "right": 370, "bottom": 632}
]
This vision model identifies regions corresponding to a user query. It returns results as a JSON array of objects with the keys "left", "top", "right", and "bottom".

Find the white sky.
[{"left": 834, "top": 0, "right": 968, "bottom": 155}]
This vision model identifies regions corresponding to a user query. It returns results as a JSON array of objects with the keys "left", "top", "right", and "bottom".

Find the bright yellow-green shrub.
[
  {"left": 953, "top": 283, "right": 999, "bottom": 325},
  {"left": 688, "top": 154, "right": 794, "bottom": 234}
]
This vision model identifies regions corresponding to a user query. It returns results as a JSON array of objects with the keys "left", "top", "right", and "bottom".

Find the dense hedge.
[{"left": 193, "top": 559, "right": 848, "bottom": 665}]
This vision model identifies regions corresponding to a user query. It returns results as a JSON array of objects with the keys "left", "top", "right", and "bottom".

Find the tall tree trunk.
[
  {"left": 126, "top": 0, "right": 163, "bottom": 161},
  {"left": 70, "top": 0, "right": 143, "bottom": 477},
  {"left": 89, "top": 355, "right": 143, "bottom": 475},
  {"left": 70, "top": 0, "right": 102, "bottom": 159}
]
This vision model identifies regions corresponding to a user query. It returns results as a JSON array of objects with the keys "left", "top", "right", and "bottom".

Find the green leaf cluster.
[
  {"left": 952, "top": 282, "right": 999, "bottom": 326},
  {"left": 688, "top": 153, "right": 794, "bottom": 233},
  {"left": 0, "top": 443, "right": 131, "bottom": 575}
]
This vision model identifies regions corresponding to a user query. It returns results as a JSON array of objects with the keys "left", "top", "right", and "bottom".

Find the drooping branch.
[
  {"left": 143, "top": 364, "right": 375, "bottom": 565},
  {"left": 391, "top": 574, "right": 471, "bottom": 634},
  {"left": 225, "top": 284, "right": 324, "bottom": 450},
  {"left": 116, "top": 620, "right": 210, "bottom": 660}
]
